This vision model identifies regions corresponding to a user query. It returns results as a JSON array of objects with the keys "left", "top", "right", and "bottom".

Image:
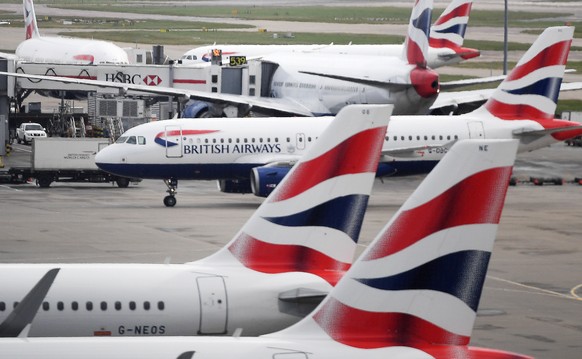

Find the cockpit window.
[
  {"left": 138, "top": 136, "right": 146, "bottom": 145},
  {"left": 126, "top": 136, "right": 137, "bottom": 145},
  {"left": 115, "top": 136, "right": 128, "bottom": 144}
]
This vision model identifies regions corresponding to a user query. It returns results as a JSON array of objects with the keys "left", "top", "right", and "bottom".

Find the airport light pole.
[{"left": 504, "top": 0, "right": 508, "bottom": 75}]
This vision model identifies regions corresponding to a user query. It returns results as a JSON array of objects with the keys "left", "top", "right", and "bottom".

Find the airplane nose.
[
  {"left": 95, "top": 145, "right": 124, "bottom": 175},
  {"left": 410, "top": 67, "right": 440, "bottom": 99}
]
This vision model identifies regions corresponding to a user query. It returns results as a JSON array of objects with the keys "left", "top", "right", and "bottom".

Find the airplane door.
[
  {"left": 468, "top": 121, "right": 485, "bottom": 139},
  {"left": 296, "top": 133, "right": 306, "bottom": 150},
  {"left": 165, "top": 125, "right": 183, "bottom": 158},
  {"left": 197, "top": 276, "right": 228, "bottom": 335}
]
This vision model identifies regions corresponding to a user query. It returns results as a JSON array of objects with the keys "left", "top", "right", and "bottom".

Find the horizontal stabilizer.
[
  {"left": 382, "top": 141, "right": 454, "bottom": 157},
  {"left": 279, "top": 288, "right": 329, "bottom": 303},
  {"left": 513, "top": 124, "right": 582, "bottom": 137}
]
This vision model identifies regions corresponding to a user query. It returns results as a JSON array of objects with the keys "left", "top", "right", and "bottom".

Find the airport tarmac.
[{"left": 0, "top": 142, "right": 581, "bottom": 358}]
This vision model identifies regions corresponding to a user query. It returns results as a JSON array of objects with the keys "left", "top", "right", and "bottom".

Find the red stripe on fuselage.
[{"left": 173, "top": 79, "right": 207, "bottom": 84}]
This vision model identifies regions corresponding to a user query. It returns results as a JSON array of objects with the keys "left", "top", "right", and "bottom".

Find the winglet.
[
  {"left": 483, "top": 26, "right": 573, "bottom": 121},
  {"left": 430, "top": 0, "right": 479, "bottom": 60},
  {"left": 273, "top": 139, "right": 530, "bottom": 357},
  {"left": 23, "top": 0, "right": 40, "bottom": 39},
  {"left": 198, "top": 105, "right": 392, "bottom": 286},
  {"left": 0, "top": 268, "right": 60, "bottom": 337},
  {"left": 402, "top": 0, "right": 433, "bottom": 67}
]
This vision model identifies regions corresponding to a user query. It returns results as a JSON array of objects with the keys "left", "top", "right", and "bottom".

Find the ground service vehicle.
[
  {"left": 16, "top": 122, "right": 47, "bottom": 145},
  {"left": 8, "top": 138, "right": 135, "bottom": 187}
]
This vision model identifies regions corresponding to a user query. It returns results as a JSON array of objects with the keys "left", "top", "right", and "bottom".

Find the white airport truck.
[{"left": 7, "top": 138, "right": 135, "bottom": 187}]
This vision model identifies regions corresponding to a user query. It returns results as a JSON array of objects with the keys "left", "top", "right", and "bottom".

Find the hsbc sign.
[{"left": 104, "top": 72, "right": 163, "bottom": 86}]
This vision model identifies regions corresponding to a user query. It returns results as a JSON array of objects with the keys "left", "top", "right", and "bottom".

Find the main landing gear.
[{"left": 163, "top": 178, "right": 178, "bottom": 207}]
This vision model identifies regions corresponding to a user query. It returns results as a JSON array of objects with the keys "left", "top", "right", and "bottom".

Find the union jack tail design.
[
  {"left": 23, "top": 0, "right": 40, "bottom": 40},
  {"left": 274, "top": 139, "right": 528, "bottom": 358},
  {"left": 483, "top": 26, "right": 573, "bottom": 121},
  {"left": 201, "top": 105, "right": 392, "bottom": 285},
  {"left": 403, "top": 0, "right": 433, "bottom": 67},
  {"left": 429, "top": 0, "right": 479, "bottom": 60}
]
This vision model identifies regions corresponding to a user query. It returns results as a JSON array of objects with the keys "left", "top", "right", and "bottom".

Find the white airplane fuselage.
[
  {"left": 0, "top": 335, "right": 431, "bottom": 359},
  {"left": 95, "top": 112, "right": 562, "bottom": 182},
  {"left": 0, "top": 261, "right": 329, "bottom": 337},
  {"left": 181, "top": 43, "right": 459, "bottom": 69},
  {"left": 15, "top": 36, "right": 129, "bottom": 64}
]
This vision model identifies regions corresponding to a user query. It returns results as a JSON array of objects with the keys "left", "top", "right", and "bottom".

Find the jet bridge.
[{"left": 11, "top": 57, "right": 264, "bottom": 108}]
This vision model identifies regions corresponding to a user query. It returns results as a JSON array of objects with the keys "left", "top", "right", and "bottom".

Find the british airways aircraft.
[
  {"left": 6, "top": 0, "right": 440, "bottom": 117},
  {"left": 180, "top": 0, "right": 479, "bottom": 70},
  {"left": 0, "top": 105, "right": 391, "bottom": 337},
  {"left": 14, "top": 0, "right": 129, "bottom": 64},
  {"left": 0, "top": 138, "right": 533, "bottom": 359},
  {"left": 91, "top": 27, "right": 582, "bottom": 207}
]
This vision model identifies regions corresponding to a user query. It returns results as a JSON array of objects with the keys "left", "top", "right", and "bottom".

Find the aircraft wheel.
[{"left": 164, "top": 195, "right": 177, "bottom": 207}]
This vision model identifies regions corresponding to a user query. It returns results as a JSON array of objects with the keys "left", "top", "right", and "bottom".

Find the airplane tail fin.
[
  {"left": 198, "top": 104, "right": 392, "bottom": 285},
  {"left": 481, "top": 26, "right": 573, "bottom": 121},
  {"left": 273, "top": 139, "right": 529, "bottom": 357},
  {"left": 402, "top": 0, "right": 433, "bottom": 68},
  {"left": 23, "top": 0, "right": 40, "bottom": 39},
  {"left": 429, "top": 0, "right": 479, "bottom": 60}
]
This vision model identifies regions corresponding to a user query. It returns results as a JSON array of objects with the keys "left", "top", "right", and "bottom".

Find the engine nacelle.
[
  {"left": 217, "top": 179, "right": 252, "bottom": 194},
  {"left": 181, "top": 100, "right": 209, "bottom": 118},
  {"left": 250, "top": 166, "right": 291, "bottom": 198}
]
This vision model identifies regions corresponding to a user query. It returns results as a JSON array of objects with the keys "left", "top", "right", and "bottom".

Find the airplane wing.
[
  {"left": 439, "top": 69, "right": 578, "bottom": 91},
  {"left": 233, "top": 153, "right": 302, "bottom": 166},
  {"left": 0, "top": 268, "right": 60, "bottom": 337},
  {"left": 0, "top": 71, "right": 316, "bottom": 117},
  {"left": 431, "top": 81, "right": 582, "bottom": 113},
  {"left": 298, "top": 70, "right": 412, "bottom": 89},
  {"left": 382, "top": 141, "right": 455, "bottom": 157}
]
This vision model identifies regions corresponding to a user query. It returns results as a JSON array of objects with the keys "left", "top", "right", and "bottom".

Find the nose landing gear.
[{"left": 163, "top": 178, "right": 178, "bottom": 207}]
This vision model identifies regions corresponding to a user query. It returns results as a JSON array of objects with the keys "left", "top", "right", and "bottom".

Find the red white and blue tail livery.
[
  {"left": 430, "top": 0, "right": 480, "bottom": 60},
  {"left": 23, "top": 0, "right": 39, "bottom": 39},
  {"left": 403, "top": 0, "right": 433, "bottom": 67},
  {"left": 271, "top": 139, "right": 530, "bottom": 358},
  {"left": 201, "top": 104, "right": 392, "bottom": 286},
  {"left": 483, "top": 27, "right": 572, "bottom": 121}
]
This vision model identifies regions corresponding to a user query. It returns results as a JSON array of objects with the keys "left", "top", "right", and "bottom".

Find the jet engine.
[{"left": 250, "top": 166, "right": 291, "bottom": 198}]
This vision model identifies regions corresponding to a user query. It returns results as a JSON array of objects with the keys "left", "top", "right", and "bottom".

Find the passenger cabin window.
[
  {"left": 158, "top": 301, "right": 165, "bottom": 311},
  {"left": 86, "top": 301, "right": 93, "bottom": 311},
  {"left": 0, "top": 302, "right": 4, "bottom": 311},
  {"left": 57, "top": 302, "right": 64, "bottom": 311},
  {"left": 129, "top": 301, "right": 136, "bottom": 311},
  {"left": 42, "top": 302, "right": 49, "bottom": 311},
  {"left": 144, "top": 301, "right": 151, "bottom": 311},
  {"left": 115, "top": 301, "right": 122, "bottom": 311},
  {"left": 101, "top": 301, "right": 108, "bottom": 311},
  {"left": 72, "top": 301, "right": 79, "bottom": 311}
]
